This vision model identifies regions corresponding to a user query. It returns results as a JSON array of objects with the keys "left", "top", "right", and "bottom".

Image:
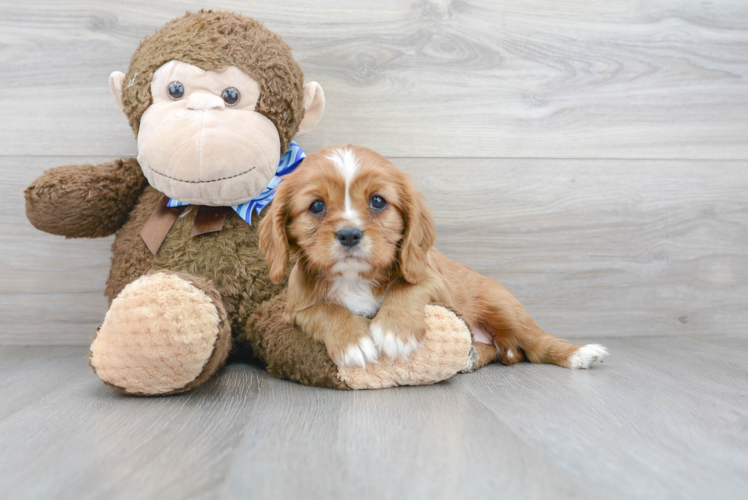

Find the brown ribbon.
[
  {"left": 140, "top": 195, "right": 229, "bottom": 255},
  {"left": 191, "top": 205, "right": 229, "bottom": 238}
]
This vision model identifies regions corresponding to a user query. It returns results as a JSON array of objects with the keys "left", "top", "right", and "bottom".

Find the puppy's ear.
[
  {"left": 259, "top": 184, "right": 291, "bottom": 284},
  {"left": 399, "top": 176, "right": 436, "bottom": 284}
]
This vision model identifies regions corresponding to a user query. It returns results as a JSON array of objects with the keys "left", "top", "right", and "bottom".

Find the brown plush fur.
[
  {"left": 240, "top": 292, "right": 350, "bottom": 389},
  {"left": 121, "top": 10, "right": 305, "bottom": 153},
  {"left": 25, "top": 158, "right": 147, "bottom": 238},
  {"left": 104, "top": 186, "right": 286, "bottom": 339}
]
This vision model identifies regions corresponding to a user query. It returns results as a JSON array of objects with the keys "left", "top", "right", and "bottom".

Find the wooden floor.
[{"left": 1, "top": 337, "right": 746, "bottom": 500}]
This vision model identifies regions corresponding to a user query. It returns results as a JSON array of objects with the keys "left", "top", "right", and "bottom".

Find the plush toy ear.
[
  {"left": 399, "top": 178, "right": 436, "bottom": 284},
  {"left": 259, "top": 191, "right": 291, "bottom": 284},
  {"left": 296, "top": 82, "right": 325, "bottom": 136},
  {"left": 109, "top": 71, "right": 126, "bottom": 112}
]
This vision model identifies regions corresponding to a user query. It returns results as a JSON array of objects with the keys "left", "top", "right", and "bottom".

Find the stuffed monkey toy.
[{"left": 24, "top": 11, "right": 498, "bottom": 395}]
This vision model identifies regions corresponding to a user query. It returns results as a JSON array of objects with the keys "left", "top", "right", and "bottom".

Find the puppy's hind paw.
[
  {"left": 334, "top": 336, "right": 379, "bottom": 369},
  {"left": 569, "top": 344, "right": 609, "bottom": 369},
  {"left": 369, "top": 324, "right": 419, "bottom": 361}
]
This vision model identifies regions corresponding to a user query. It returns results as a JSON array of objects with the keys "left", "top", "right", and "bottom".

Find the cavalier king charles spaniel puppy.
[{"left": 259, "top": 145, "right": 608, "bottom": 369}]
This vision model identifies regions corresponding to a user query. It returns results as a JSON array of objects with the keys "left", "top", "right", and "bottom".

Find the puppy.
[{"left": 259, "top": 145, "right": 608, "bottom": 369}]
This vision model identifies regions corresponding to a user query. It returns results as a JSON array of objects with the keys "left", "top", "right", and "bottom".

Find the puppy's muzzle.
[{"left": 336, "top": 227, "right": 363, "bottom": 248}]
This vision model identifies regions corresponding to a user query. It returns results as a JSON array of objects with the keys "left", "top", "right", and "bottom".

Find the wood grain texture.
[
  {"left": 0, "top": 338, "right": 746, "bottom": 499},
  {"left": 0, "top": 0, "right": 747, "bottom": 158},
  {"left": 1, "top": 156, "right": 114, "bottom": 344},
  {"left": 2, "top": 2, "right": 746, "bottom": 344},
  {"left": 3, "top": 156, "right": 747, "bottom": 344}
]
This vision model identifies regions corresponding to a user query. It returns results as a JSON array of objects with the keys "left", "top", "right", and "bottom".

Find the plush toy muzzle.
[{"left": 119, "top": 61, "right": 282, "bottom": 206}]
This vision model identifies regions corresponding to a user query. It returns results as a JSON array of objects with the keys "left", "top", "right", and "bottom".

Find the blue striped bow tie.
[{"left": 165, "top": 140, "right": 305, "bottom": 224}]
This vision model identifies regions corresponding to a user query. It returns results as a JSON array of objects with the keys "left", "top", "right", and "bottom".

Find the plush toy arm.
[{"left": 25, "top": 157, "right": 147, "bottom": 238}]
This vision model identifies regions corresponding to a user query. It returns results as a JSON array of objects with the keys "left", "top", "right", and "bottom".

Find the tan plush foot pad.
[
  {"left": 338, "top": 305, "right": 473, "bottom": 390},
  {"left": 89, "top": 272, "right": 223, "bottom": 395}
]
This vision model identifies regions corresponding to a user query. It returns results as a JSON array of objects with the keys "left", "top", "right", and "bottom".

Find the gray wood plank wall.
[{"left": 1, "top": 0, "right": 747, "bottom": 344}]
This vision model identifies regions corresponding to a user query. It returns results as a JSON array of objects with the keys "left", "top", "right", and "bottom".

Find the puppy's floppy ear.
[
  {"left": 259, "top": 183, "right": 292, "bottom": 284},
  {"left": 399, "top": 175, "right": 436, "bottom": 284}
]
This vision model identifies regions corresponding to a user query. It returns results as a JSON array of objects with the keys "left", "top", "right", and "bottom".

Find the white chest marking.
[
  {"left": 328, "top": 261, "right": 381, "bottom": 318},
  {"left": 327, "top": 148, "right": 362, "bottom": 225}
]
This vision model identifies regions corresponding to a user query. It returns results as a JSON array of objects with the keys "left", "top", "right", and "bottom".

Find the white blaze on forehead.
[{"left": 327, "top": 148, "right": 362, "bottom": 225}]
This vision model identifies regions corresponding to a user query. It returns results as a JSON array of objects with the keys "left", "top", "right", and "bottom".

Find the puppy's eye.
[
  {"left": 309, "top": 200, "right": 325, "bottom": 215},
  {"left": 168, "top": 81, "right": 185, "bottom": 100},
  {"left": 370, "top": 195, "right": 387, "bottom": 211},
  {"left": 221, "top": 87, "right": 240, "bottom": 106}
]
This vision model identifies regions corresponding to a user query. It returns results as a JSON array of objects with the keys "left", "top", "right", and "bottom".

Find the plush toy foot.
[
  {"left": 89, "top": 271, "right": 232, "bottom": 395},
  {"left": 244, "top": 298, "right": 497, "bottom": 390},
  {"left": 337, "top": 305, "right": 474, "bottom": 389}
]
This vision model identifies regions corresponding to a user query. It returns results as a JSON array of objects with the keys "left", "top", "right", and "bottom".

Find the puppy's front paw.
[
  {"left": 369, "top": 320, "right": 422, "bottom": 361},
  {"left": 330, "top": 336, "right": 379, "bottom": 368}
]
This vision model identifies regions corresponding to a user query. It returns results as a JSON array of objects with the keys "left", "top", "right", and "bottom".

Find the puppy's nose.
[{"left": 336, "top": 227, "right": 363, "bottom": 248}]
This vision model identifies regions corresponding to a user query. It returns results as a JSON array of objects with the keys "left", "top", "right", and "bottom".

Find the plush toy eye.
[
  {"left": 370, "top": 195, "right": 387, "bottom": 210},
  {"left": 168, "top": 81, "right": 185, "bottom": 100},
  {"left": 221, "top": 87, "right": 240, "bottom": 106},
  {"left": 309, "top": 200, "right": 325, "bottom": 215}
]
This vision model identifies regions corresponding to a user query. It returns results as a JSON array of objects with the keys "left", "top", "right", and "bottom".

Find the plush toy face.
[
  {"left": 135, "top": 61, "right": 281, "bottom": 206},
  {"left": 107, "top": 11, "right": 325, "bottom": 207}
]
